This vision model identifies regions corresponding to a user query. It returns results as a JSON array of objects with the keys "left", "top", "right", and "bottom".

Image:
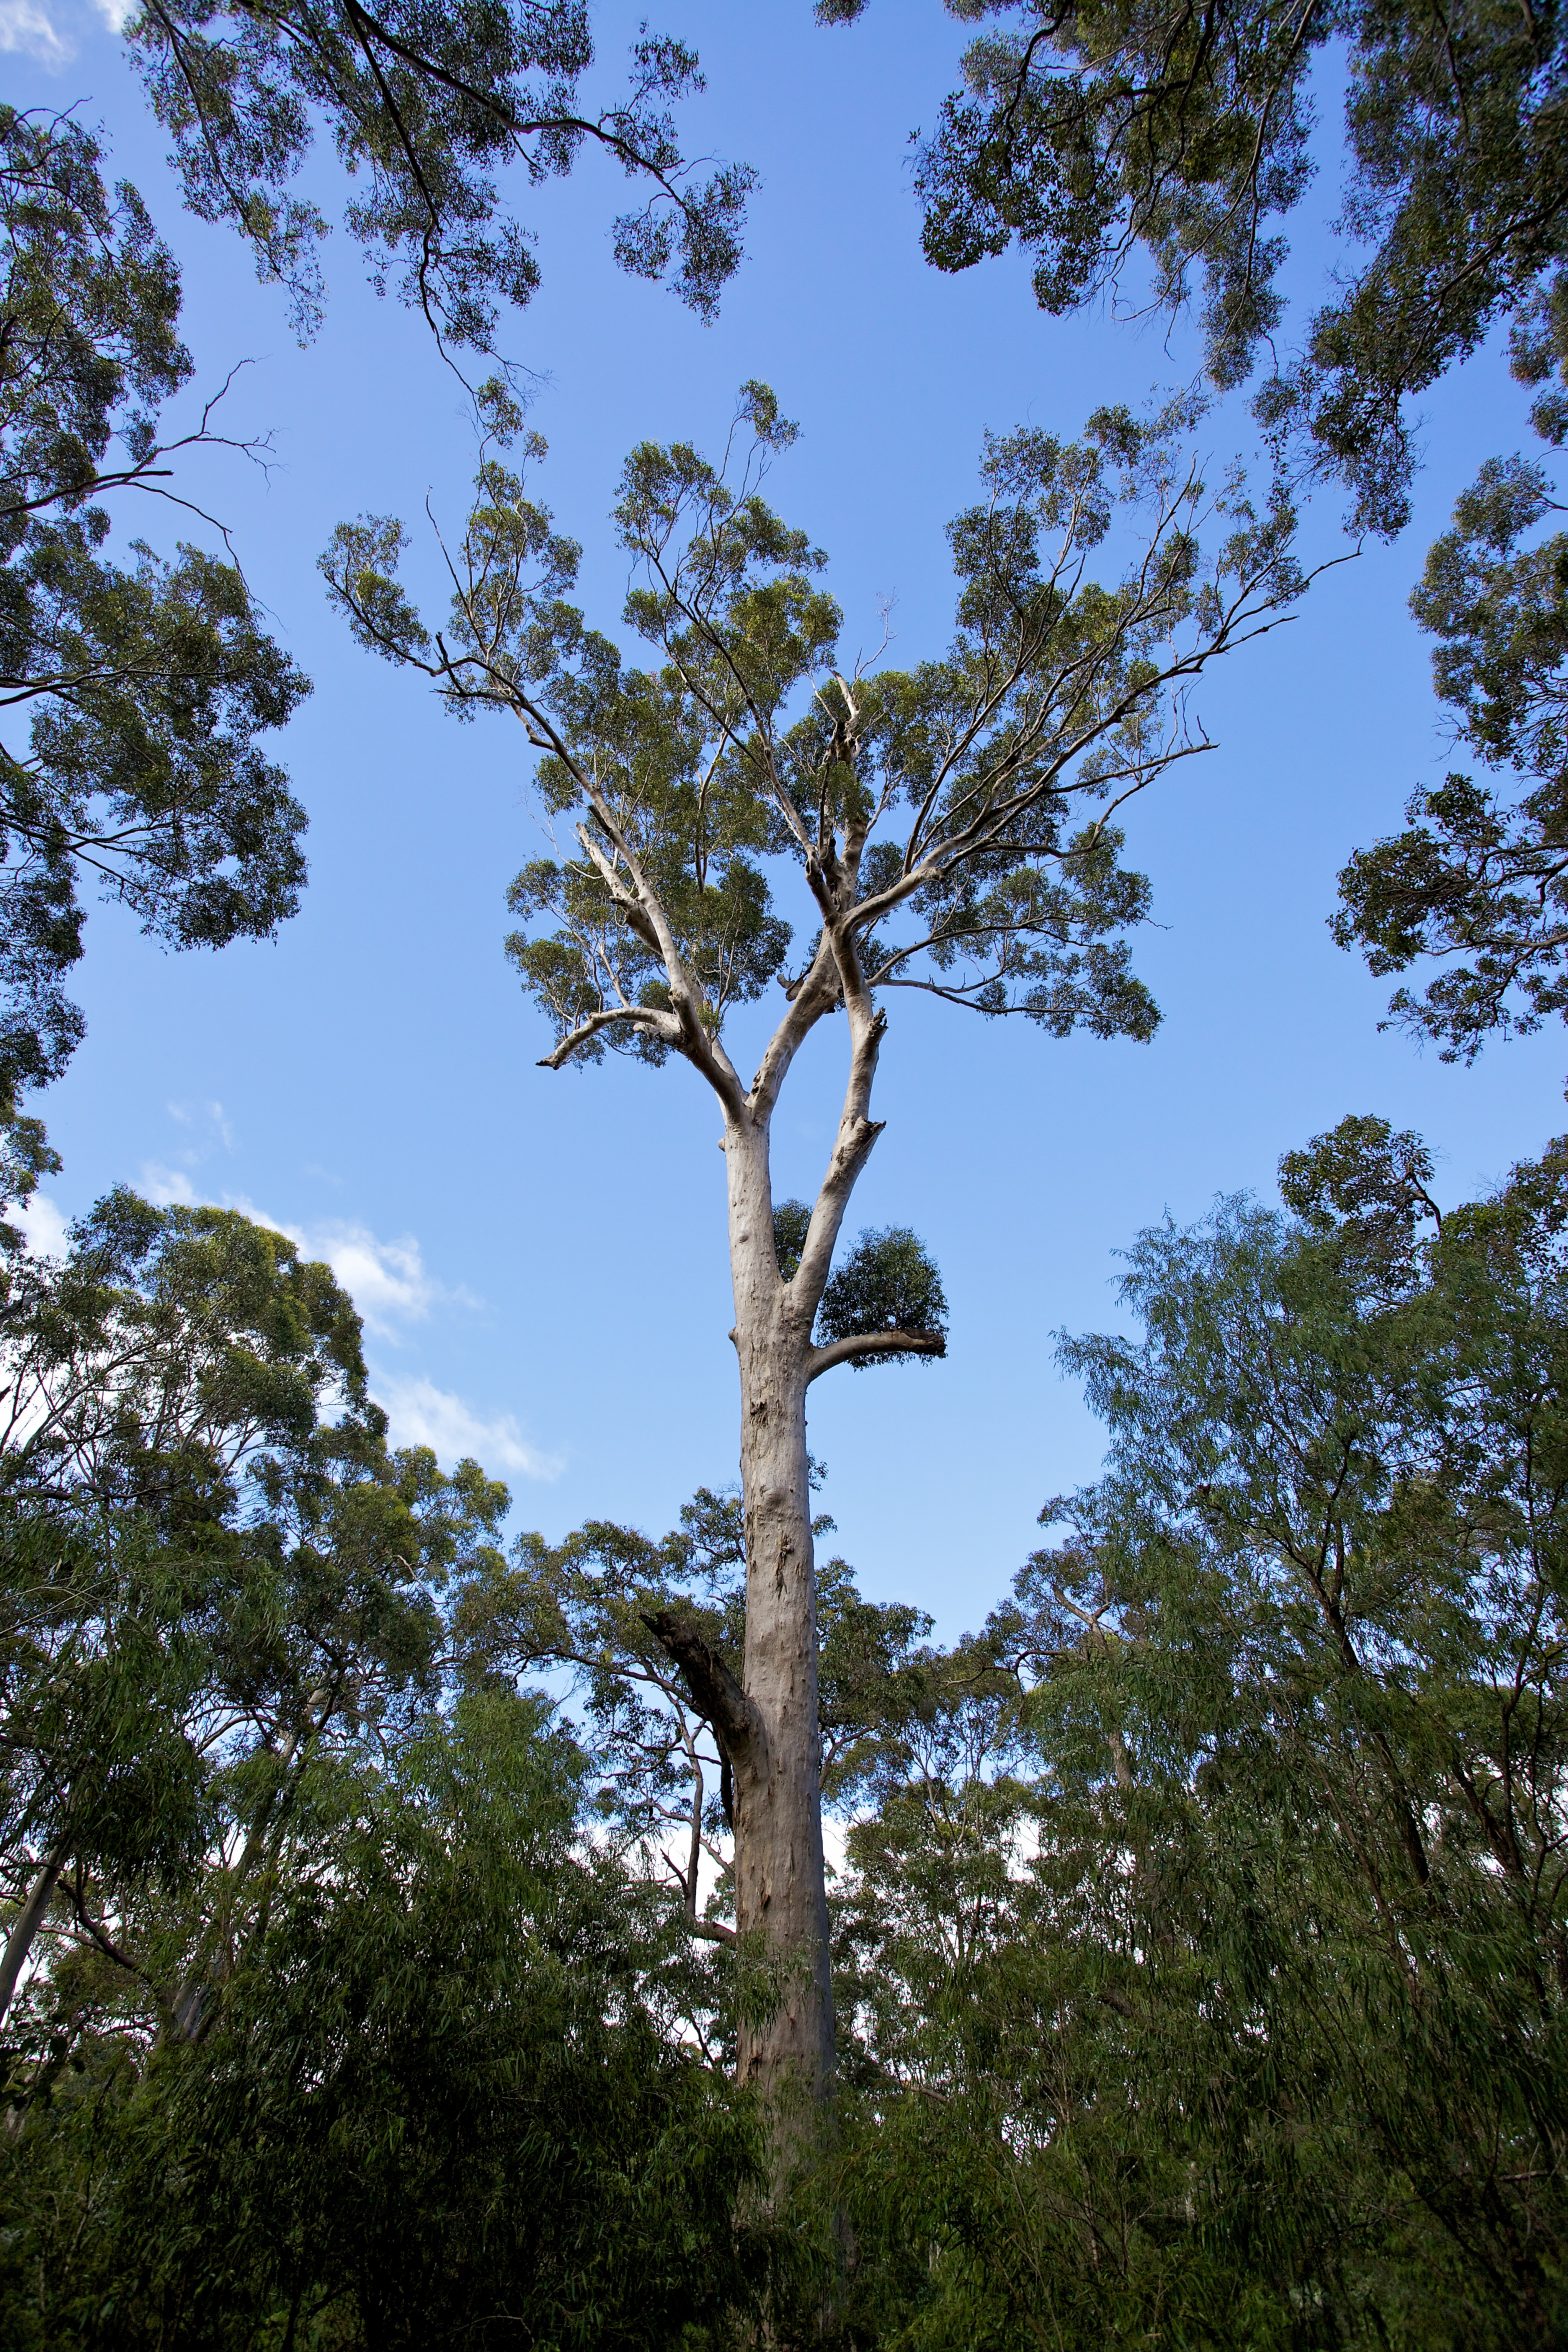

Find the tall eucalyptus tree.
[{"left": 323, "top": 381, "right": 1302, "bottom": 2125}]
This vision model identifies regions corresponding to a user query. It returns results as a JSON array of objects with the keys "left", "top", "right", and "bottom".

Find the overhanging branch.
[
  {"left": 805, "top": 1328, "right": 947, "bottom": 1383},
  {"left": 640, "top": 1608, "right": 761, "bottom": 1772},
  {"left": 537, "top": 1005, "right": 680, "bottom": 1069}
]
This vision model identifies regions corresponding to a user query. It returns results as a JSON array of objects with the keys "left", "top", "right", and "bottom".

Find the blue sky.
[{"left": 7, "top": 0, "right": 1565, "bottom": 1636}]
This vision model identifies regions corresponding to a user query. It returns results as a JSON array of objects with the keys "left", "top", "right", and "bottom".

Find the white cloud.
[
  {"left": 141, "top": 1103, "right": 232, "bottom": 1207},
  {"left": 0, "top": 0, "right": 129, "bottom": 57},
  {"left": 0, "top": 1, "right": 73, "bottom": 63},
  {"left": 15, "top": 1191, "right": 70, "bottom": 1260},
  {"left": 136, "top": 1162, "right": 474, "bottom": 1345},
  {"left": 4, "top": 1171, "right": 547, "bottom": 1478},
  {"left": 373, "top": 1373, "right": 561, "bottom": 1482},
  {"left": 304, "top": 1222, "right": 445, "bottom": 1336},
  {"left": 242, "top": 1211, "right": 469, "bottom": 1339},
  {"left": 111, "top": 1178, "right": 543, "bottom": 1471},
  {"left": 141, "top": 1162, "right": 197, "bottom": 1207}
]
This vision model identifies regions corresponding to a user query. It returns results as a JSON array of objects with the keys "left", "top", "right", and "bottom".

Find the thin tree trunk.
[
  {"left": 0, "top": 1841, "right": 66, "bottom": 2024},
  {"left": 169, "top": 1699, "right": 325, "bottom": 2045}
]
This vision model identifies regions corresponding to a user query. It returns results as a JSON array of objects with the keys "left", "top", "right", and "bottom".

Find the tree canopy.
[
  {"left": 3, "top": 9, "right": 1566, "bottom": 2341},
  {"left": 0, "top": 105, "right": 309, "bottom": 1115},
  {"left": 129, "top": 0, "right": 754, "bottom": 352},
  {"left": 1333, "top": 416, "right": 1568, "bottom": 1063},
  {"left": 822, "top": 0, "right": 1568, "bottom": 537},
  {"left": 325, "top": 381, "right": 1300, "bottom": 1079},
  {"left": 5, "top": 1124, "right": 1565, "bottom": 2345}
]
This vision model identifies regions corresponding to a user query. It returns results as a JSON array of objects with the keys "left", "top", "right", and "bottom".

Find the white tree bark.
[
  {"left": 724, "top": 1114, "right": 835, "bottom": 2103},
  {"left": 0, "top": 1842, "right": 66, "bottom": 2025}
]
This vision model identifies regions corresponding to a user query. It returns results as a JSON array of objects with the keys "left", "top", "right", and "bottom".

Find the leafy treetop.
[
  {"left": 323, "top": 381, "right": 1303, "bottom": 1173},
  {"left": 128, "top": 0, "right": 755, "bottom": 352},
  {"left": 0, "top": 106, "right": 310, "bottom": 1112},
  {"left": 822, "top": 0, "right": 1568, "bottom": 537}
]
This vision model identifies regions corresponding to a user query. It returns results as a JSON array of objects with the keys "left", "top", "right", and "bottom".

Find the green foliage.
[
  {"left": 128, "top": 1, "right": 755, "bottom": 348},
  {"left": 0, "top": 1209, "right": 761, "bottom": 2346},
  {"left": 0, "top": 1690, "right": 763, "bottom": 2350},
  {"left": 325, "top": 384, "right": 1300, "bottom": 1076},
  {"left": 1334, "top": 444, "right": 1568, "bottom": 1059},
  {"left": 774, "top": 1201, "right": 949, "bottom": 1364},
  {"left": 827, "top": 0, "right": 1568, "bottom": 537},
  {"left": 7, "top": 1131, "right": 1568, "bottom": 2344},
  {"left": 456, "top": 1486, "right": 943, "bottom": 1950},
  {"left": 825, "top": 1113, "right": 1568, "bottom": 2348},
  {"left": 0, "top": 106, "right": 310, "bottom": 1103},
  {"left": 0, "top": 1191, "right": 508, "bottom": 2048},
  {"left": 821, "top": 10, "right": 1568, "bottom": 1084},
  {"left": 819, "top": 1226, "right": 948, "bottom": 1366}
]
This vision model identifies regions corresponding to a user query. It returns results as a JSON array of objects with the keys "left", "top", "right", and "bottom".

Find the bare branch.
[
  {"left": 805, "top": 1328, "right": 948, "bottom": 1383},
  {"left": 535, "top": 1005, "right": 680, "bottom": 1070},
  {"left": 640, "top": 1608, "right": 761, "bottom": 1769}
]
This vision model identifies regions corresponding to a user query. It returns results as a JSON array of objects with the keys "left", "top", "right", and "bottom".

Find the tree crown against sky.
[
  {"left": 808, "top": 5, "right": 1568, "bottom": 1084},
  {"left": 1333, "top": 383, "right": 1568, "bottom": 1064},
  {"left": 821, "top": 0, "right": 1568, "bottom": 541},
  {"left": 127, "top": 0, "right": 754, "bottom": 355},
  {"left": 0, "top": 0, "right": 753, "bottom": 1157},
  {"left": 0, "top": 103, "right": 309, "bottom": 1122},
  {"left": 323, "top": 379, "right": 1303, "bottom": 1107},
  {"left": 0, "top": 1183, "right": 512, "bottom": 2031}
]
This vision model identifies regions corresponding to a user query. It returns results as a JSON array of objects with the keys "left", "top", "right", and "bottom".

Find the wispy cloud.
[
  {"left": 140, "top": 1100, "right": 234, "bottom": 1209},
  {"left": 141, "top": 1162, "right": 198, "bottom": 1207},
  {"left": 0, "top": 1, "right": 72, "bottom": 62},
  {"left": 373, "top": 1372, "right": 562, "bottom": 1481},
  {"left": 0, "top": 0, "right": 127, "bottom": 62},
  {"left": 137, "top": 1130, "right": 476, "bottom": 1346},
  {"left": 15, "top": 1191, "right": 70, "bottom": 1260},
  {"left": 168, "top": 1098, "right": 235, "bottom": 1152},
  {"left": 292, "top": 1220, "right": 451, "bottom": 1337},
  {"left": 137, "top": 1099, "right": 468, "bottom": 1343},
  {"left": 232, "top": 1209, "right": 478, "bottom": 1340},
  {"left": 9, "top": 1169, "right": 550, "bottom": 1482}
]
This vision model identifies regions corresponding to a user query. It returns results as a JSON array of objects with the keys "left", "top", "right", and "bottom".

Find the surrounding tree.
[
  {"left": 818, "top": 4, "right": 1568, "bottom": 1092},
  {"left": 0, "top": 1686, "right": 764, "bottom": 2352},
  {"left": 321, "top": 376, "right": 1302, "bottom": 2132},
  {"left": 6, "top": 1125, "right": 1565, "bottom": 2342},
  {"left": 128, "top": 0, "right": 754, "bottom": 354},
  {"left": 0, "top": 1199, "right": 763, "bottom": 2351},
  {"left": 819, "top": 0, "right": 1568, "bottom": 538},
  {"left": 0, "top": 1188, "right": 506, "bottom": 2041},
  {"left": 1333, "top": 310, "right": 1568, "bottom": 1062},
  {"left": 829, "top": 1112, "right": 1568, "bottom": 2347},
  {"left": 457, "top": 1484, "right": 940, "bottom": 1976},
  {"left": 0, "top": 105, "right": 310, "bottom": 1121}
]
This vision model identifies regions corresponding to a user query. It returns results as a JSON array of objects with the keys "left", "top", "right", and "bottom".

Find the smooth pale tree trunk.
[
  {"left": 168, "top": 1697, "right": 333, "bottom": 2046},
  {"left": 0, "top": 1842, "right": 66, "bottom": 2024},
  {"left": 623, "top": 933, "right": 914, "bottom": 2145},
  {"left": 723, "top": 1117, "right": 834, "bottom": 2110}
]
